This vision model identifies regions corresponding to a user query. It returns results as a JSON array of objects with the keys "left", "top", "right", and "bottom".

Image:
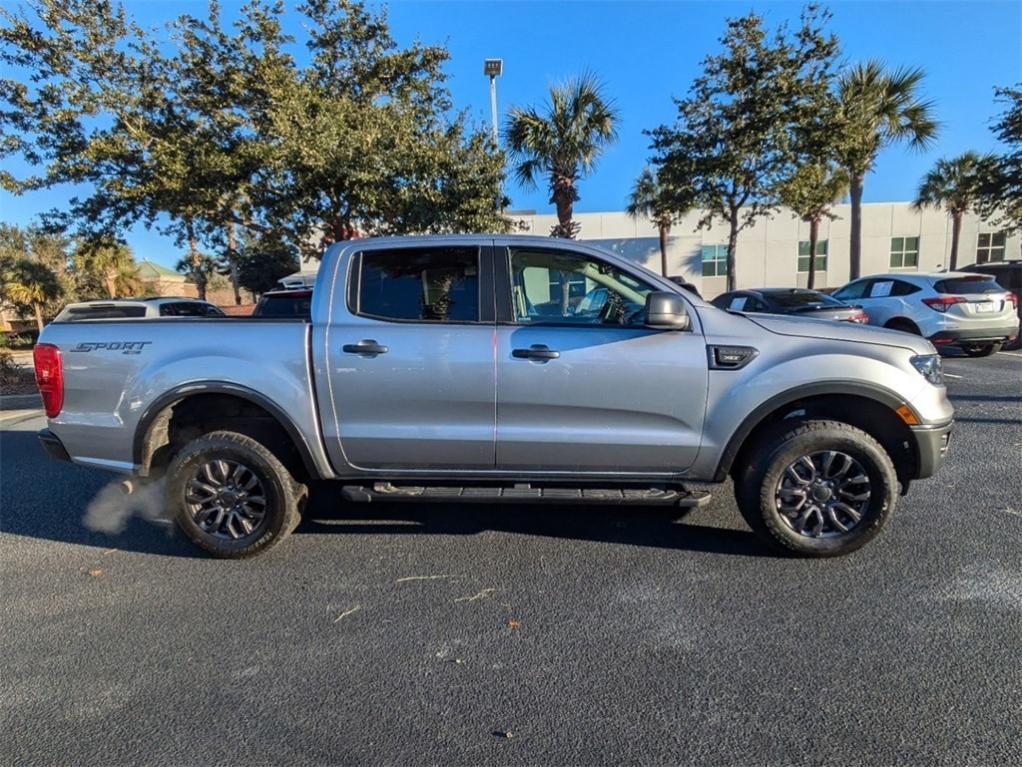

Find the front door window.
[{"left": 509, "top": 248, "right": 655, "bottom": 326}]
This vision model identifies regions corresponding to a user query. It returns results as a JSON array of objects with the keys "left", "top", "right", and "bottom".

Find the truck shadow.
[
  {"left": 2, "top": 427, "right": 765, "bottom": 559},
  {"left": 297, "top": 483, "right": 767, "bottom": 558}
]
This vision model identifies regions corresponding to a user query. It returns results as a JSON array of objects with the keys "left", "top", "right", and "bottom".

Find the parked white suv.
[{"left": 832, "top": 272, "right": 1019, "bottom": 357}]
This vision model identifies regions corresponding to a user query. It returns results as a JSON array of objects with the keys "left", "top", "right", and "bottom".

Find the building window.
[
  {"left": 547, "top": 271, "right": 588, "bottom": 303},
  {"left": 977, "top": 232, "right": 1006, "bottom": 263},
  {"left": 890, "top": 236, "right": 920, "bottom": 268},
  {"left": 797, "top": 240, "right": 828, "bottom": 272},
  {"left": 701, "top": 245, "right": 728, "bottom": 277}
]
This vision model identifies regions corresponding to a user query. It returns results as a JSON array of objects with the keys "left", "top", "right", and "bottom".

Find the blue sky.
[{"left": 1, "top": 0, "right": 1019, "bottom": 267}]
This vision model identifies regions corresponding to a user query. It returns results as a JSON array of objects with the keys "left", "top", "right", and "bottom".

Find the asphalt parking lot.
[{"left": 2, "top": 350, "right": 1020, "bottom": 766}]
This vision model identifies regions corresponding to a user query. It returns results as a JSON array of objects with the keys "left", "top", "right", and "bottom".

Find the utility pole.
[{"left": 483, "top": 58, "right": 503, "bottom": 145}]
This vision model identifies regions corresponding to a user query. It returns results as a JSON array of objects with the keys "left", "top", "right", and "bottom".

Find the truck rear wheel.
[
  {"left": 166, "top": 430, "right": 305, "bottom": 558},
  {"left": 734, "top": 420, "right": 897, "bottom": 557}
]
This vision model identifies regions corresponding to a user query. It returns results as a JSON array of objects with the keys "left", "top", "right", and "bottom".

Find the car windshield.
[
  {"left": 934, "top": 277, "right": 1003, "bottom": 295},
  {"left": 765, "top": 292, "right": 842, "bottom": 309}
]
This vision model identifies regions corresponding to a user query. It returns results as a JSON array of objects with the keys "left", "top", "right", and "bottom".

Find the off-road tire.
[
  {"left": 166, "top": 430, "right": 305, "bottom": 558},
  {"left": 734, "top": 420, "right": 898, "bottom": 557}
]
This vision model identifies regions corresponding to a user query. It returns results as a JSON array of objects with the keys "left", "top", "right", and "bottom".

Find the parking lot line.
[
  {"left": 996, "top": 351, "right": 1022, "bottom": 358},
  {"left": 943, "top": 373, "right": 964, "bottom": 379}
]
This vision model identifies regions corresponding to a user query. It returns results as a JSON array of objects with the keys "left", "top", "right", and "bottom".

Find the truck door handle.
[
  {"left": 512, "top": 344, "right": 560, "bottom": 361},
  {"left": 343, "top": 340, "right": 388, "bottom": 356}
]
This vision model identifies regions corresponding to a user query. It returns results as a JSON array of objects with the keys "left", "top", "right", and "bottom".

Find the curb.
[{"left": 1, "top": 393, "right": 42, "bottom": 411}]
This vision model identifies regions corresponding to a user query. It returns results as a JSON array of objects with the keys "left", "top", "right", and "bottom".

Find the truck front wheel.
[
  {"left": 734, "top": 420, "right": 898, "bottom": 557},
  {"left": 166, "top": 430, "right": 305, "bottom": 558}
]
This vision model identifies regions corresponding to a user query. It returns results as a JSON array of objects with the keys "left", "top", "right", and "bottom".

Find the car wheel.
[
  {"left": 166, "top": 430, "right": 305, "bottom": 558},
  {"left": 734, "top": 420, "right": 898, "bottom": 557},
  {"left": 962, "top": 342, "right": 1001, "bottom": 357}
]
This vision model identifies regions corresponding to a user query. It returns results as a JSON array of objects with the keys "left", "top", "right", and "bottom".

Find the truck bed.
[{"left": 37, "top": 319, "right": 329, "bottom": 474}]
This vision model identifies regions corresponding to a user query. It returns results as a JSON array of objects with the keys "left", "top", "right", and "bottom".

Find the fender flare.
[
  {"left": 132, "top": 381, "right": 323, "bottom": 479},
  {"left": 712, "top": 380, "right": 917, "bottom": 481}
]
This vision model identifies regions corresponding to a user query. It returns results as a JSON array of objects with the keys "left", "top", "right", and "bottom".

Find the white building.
[{"left": 293, "top": 202, "right": 1018, "bottom": 298}]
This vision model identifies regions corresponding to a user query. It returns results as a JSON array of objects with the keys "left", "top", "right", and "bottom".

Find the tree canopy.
[
  {"left": 0, "top": 0, "right": 511, "bottom": 285},
  {"left": 648, "top": 5, "right": 839, "bottom": 290},
  {"left": 979, "top": 85, "right": 1022, "bottom": 247}
]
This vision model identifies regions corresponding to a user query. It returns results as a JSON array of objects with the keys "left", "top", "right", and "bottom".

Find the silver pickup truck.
[{"left": 34, "top": 235, "right": 954, "bottom": 559}]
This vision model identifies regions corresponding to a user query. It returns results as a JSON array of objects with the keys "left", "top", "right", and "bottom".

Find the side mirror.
[{"left": 645, "top": 291, "right": 691, "bottom": 330}]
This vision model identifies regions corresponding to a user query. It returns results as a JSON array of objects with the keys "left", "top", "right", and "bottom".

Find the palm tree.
[
  {"left": 836, "top": 61, "right": 939, "bottom": 279},
  {"left": 5, "top": 259, "right": 62, "bottom": 332},
  {"left": 74, "top": 239, "right": 141, "bottom": 297},
  {"left": 778, "top": 162, "right": 849, "bottom": 289},
  {"left": 626, "top": 167, "right": 691, "bottom": 276},
  {"left": 506, "top": 73, "right": 618, "bottom": 239},
  {"left": 914, "top": 151, "right": 996, "bottom": 271}
]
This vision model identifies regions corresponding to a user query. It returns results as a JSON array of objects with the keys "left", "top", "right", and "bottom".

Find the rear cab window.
[{"left": 353, "top": 247, "right": 481, "bottom": 322}]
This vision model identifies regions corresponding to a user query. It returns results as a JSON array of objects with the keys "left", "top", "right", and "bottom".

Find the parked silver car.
[
  {"left": 54, "top": 297, "right": 226, "bottom": 321},
  {"left": 34, "top": 235, "right": 954, "bottom": 559},
  {"left": 832, "top": 272, "right": 1019, "bottom": 356}
]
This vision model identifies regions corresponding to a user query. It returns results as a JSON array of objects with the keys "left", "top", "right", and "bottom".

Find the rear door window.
[
  {"left": 356, "top": 247, "right": 480, "bottom": 322},
  {"left": 934, "top": 277, "right": 1004, "bottom": 295},
  {"left": 864, "top": 280, "right": 918, "bottom": 298}
]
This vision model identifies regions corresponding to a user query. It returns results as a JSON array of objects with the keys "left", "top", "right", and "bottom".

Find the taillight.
[
  {"left": 32, "top": 343, "right": 64, "bottom": 418},
  {"left": 847, "top": 310, "right": 869, "bottom": 324},
  {"left": 922, "top": 296, "right": 966, "bottom": 313},
  {"left": 1008, "top": 292, "right": 1018, "bottom": 310}
]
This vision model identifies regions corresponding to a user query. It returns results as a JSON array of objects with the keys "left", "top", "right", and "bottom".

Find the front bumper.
[
  {"left": 38, "top": 428, "right": 72, "bottom": 463},
  {"left": 909, "top": 421, "right": 953, "bottom": 479}
]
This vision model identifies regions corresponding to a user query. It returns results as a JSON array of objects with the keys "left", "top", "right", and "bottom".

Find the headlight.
[{"left": 910, "top": 354, "right": 944, "bottom": 385}]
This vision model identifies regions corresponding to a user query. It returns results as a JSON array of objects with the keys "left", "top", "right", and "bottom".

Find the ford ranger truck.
[{"left": 33, "top": 235, "right": 954, "bottom": 558}]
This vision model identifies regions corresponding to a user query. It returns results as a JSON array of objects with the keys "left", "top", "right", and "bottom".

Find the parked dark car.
[
  {"left": 959, "top": 260, "right": 1021, "bottom": 317},
  {"left": 252, "top": 289, "right": 313, "bottom": 319},
  {"left": 666, "top": 276, "right": 702, "bottom": 298},
  {"left": 711, "top": 288, "right": 869, "bottom": 323}
]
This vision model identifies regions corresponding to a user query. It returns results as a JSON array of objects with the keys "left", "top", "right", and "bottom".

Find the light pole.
[{"left": 483, "top": 58, "right": 502, "bottom": 145}]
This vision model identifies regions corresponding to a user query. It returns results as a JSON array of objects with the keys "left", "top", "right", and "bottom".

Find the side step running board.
[{"left": 341, "top": 482, "right": 711, "bottom": 508}]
